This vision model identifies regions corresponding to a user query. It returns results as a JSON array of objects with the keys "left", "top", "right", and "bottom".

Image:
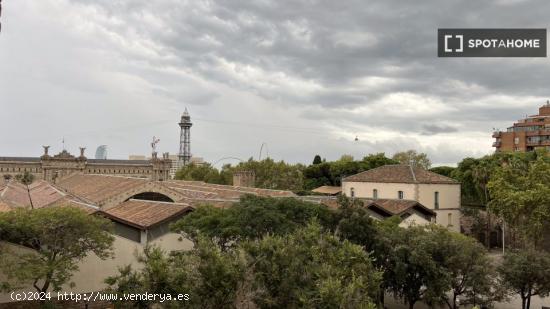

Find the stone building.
[
  {"left": 341, "top": 164, "right": 461, "bottom": 232},
  {"left": 0, "top": 146, "right": 171, "bottom": 182}
]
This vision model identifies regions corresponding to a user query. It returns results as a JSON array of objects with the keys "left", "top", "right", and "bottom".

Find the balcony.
[
  {"left": 492, "top": 141, "right": 501, "bottom": 147},
  {"left": 526, "top": 128, "right": 550, "bottom": 136},
  {"left": 492, "top": 131, "right": 502, "bottom": 138},
  {"left": 526, "top": 140, "right": 550, "bottom": 146}
]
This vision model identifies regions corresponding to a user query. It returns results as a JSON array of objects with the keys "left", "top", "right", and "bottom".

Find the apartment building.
[{"left": 493, "top": 101, "right": 550, "bottom": 152}]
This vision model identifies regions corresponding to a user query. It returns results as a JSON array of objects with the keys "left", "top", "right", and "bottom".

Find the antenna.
[{"left": 62, "top": 137, "right": 65, "bottom": 150}]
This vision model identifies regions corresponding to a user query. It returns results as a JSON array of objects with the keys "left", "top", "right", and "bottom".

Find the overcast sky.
[{"left": 1, "top": 0, "right": 548, "bottom": 166}]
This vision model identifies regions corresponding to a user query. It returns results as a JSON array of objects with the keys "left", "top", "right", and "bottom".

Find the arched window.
[
  {"left": 434, "top": 191, "right": 440, "bottom": 209},
  {"left": 373, "top": 189, "right": 378, "bottom": 199}
]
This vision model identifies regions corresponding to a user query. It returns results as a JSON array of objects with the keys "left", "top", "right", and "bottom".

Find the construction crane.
[{"left": 151, "top": 136, "right": 160, "bottom": 153}]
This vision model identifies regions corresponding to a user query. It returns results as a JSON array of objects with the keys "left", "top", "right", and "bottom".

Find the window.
[
  {"left": 373, "top": 189, "right": 378, "bottom": 199},
  {"left": 448, "top": 213, "right": 453, "bottom": 226},
  {"left": 398, "top": 191, "right": 404, "bottom": 199},
  {"left": 514, "top": 137, "right": 520, "bottom": 145},
  {"left": 434, "top": 191, "right": 439, "bottom": 209},
  {"left": 350, "top": 187, "right": 355, "bottom": 198}
]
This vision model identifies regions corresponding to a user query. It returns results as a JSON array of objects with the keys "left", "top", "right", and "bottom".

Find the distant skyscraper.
[
  {"left": 95, "top": 145, "right": 108, "bottom": 160},
  {"left": 178, "top": 108, "right": 192, "bottom": 166}
]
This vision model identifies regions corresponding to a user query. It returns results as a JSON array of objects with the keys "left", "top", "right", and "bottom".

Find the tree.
[
  {"left": 175, "top": 163, "right": 226, "bottom": 184},
  {"left": 312, "top": 154, "right": 322, "bottom": 165},
  {"left": 303, "top": 161, "right": 332, "bottom": 189},
  {"left": 392, "top": 150, "right": 432, "bottom": 169},
  {"left": 228, "top": 158, "right": 305, "bottom": 191},
  {"left": 361, "top": 153, "right": 399, "bottom": 170},
  {"left": 382, "top": 225, "right": 449, "bottom": 309},
  {"left": 0, "top": 207, "right": 114, "bottom": 293},
  {"left": 498, "top": 250, "right": 550, "bottom": 309},
  {"left": 429, "top": 166, "right": 456, "bottom": 178},
  {"left": 171, "top": 195, "right": 335, "bottom": 250},
  {"left": 243, "top": 222, "right": 381, "bottom": 309},
  {"left": 106, "top": 240, "right": 243, "bottom": 309},
  {"left": 333, "top": 195, "right": 379, "bottom": 253},
  {"left": 419, "top": 226, "right": 497, "bottom": 309},
  {"left": 488, "top": 155, "right": 550, "bottom": 246},
  {"left": 15, "top": 171, "right": 35, "bottom": 209}
]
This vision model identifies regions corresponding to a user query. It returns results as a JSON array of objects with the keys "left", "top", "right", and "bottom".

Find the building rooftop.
[
  {"left": 0, "top": 157, "right": 41, "bottom": 162},
  {"left": 102, "top": 199, "right": 192, "bottom": 229},
  {"left": 343, "top": 164, "right": 458, "bottom": 184},
  {"left": 55, "top": 174, "right": 149, "bottom": 204},
  {"left": 165, "top": 180, "right": 296, "bottom": 199},
  {"left": 311, "top": 186, "right": 342, "bottom": 195},
  {"left": 366, "top": 198, "right": 435, "bottom": 216},
  {"left": 318, "top": 197, "right": 435, "bottom": 217}
]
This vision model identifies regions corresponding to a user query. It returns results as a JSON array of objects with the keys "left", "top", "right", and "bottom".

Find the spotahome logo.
[{"left": 438, "top": 29, "right": 546, "bottom": 57}]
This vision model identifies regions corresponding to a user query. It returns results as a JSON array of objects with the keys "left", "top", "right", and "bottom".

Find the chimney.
[
  {"left": 79, "top": 147, "right": 86, "bottom": 158},
  {"left": 152, "top": 152, "right": 158, "bottom": 160},
  {"left": 233, "top": 170, "right": 256, "bottom": 187}
]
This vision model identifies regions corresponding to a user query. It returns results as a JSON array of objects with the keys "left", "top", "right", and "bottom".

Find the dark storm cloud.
[
  {"left": 421, "top": 124, "right": 458, "bottom": 136},
  {"left": 66, "top": 0, "right": 550, "bottom": 106}
]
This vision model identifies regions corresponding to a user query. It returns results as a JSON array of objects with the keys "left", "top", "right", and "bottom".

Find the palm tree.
[{"left": 472, "top": 160, "right": 493, "bottom": 247}]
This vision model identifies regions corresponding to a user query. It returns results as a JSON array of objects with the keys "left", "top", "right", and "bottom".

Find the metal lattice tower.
[{"left": 178, "top": 108, "right": 192, "bottom": 166}]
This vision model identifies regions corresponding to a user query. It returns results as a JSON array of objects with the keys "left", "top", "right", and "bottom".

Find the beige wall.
[
  {"left": 399, "top": 212, "right": 431, "bottom": 229},
  {"left": 417, "top": 184, "right": 460, "bottom": 210},
  {"left": 342, "top": 181, "right": 416, "bottom": 200},
  {"left": 434, "top": 209, "right": 461, "bottom": 233}
]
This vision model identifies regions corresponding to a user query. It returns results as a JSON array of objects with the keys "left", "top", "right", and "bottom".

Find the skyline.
[{"left": 2, "top": 0, "right": 550, "bottom": 166}]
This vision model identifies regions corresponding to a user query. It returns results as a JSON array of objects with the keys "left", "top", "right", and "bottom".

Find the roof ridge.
[{"left": 409, "top": 165, "right": 417, "bottom": 183}]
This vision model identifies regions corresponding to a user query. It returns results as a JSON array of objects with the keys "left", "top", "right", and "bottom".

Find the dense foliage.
[
  {"left": 170, "top": 194, "right": 334, "bottom": 249},
  {"left": 488, "top": 155, "right": 550, "bottom": 245},
  {"left": 103, "top": 196, "right": 504, "bottom": 309},
  {"left": 0, "top": 207, "right": 114, "bottom": 293},
  {"left": 175, "top": 153, "right": 401, "bottom": 191}
]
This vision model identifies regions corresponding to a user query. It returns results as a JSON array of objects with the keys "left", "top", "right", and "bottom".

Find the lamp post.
[{"left": 502, "top": 219, "right": 505, "bottom": 255}]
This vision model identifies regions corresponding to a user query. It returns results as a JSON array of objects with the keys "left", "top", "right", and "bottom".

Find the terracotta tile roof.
[
  {"left": 56, "top": 174, "right": 148, "bottom": 204},
  {"left": 165, "top": 180, "right": 296, "bottom": 199},
  {"left": 0, "top": 180, "right": 98, "bottom": 213},
  {"left": 368, "top": 199, "right": 434, "bottom": 215},
  {"left": 0, "top": 181, "right": 31, "bottom": 207},
  {"left": 28, "top": 180, "right": 66, "bottom": 209},
  {"left": 343, "top": 164, "right": 458, "bottom": 184},
  {"left": 311, "top": 186, "right": 342, "bottom": 195},
  {"left": 318, "top": 197, "right": 435, "bottom": 217},
  {"left": 102, "top": 199, "right": 192, "bottom": 229},
  {"left": 45, "top": 197, "right": 100, "bottom": 214},
  {"left": 0, "top": 200, "right": 12, "bottom": 212}
]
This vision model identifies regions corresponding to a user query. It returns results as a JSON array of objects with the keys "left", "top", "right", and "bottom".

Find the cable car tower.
[{"left": 178, "top": 108, "right": 192, "bottom": 167}]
